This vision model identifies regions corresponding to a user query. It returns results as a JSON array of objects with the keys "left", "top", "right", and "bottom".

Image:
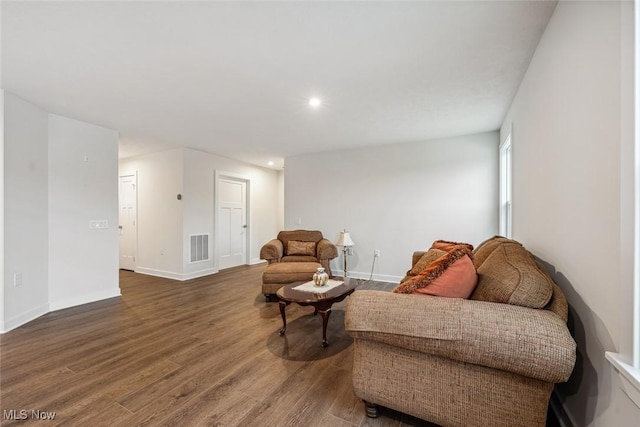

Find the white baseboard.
[
  {"left": 333, "top": 269, "right": 402, "bottom": 284},
  {"left": 0, "top": 303, "right": 50, "bottom": 333},
  {"left": 135, "top": 267, "right": 184, "bottom": 280},
  {"left": 49, "top": 288, "right": 121, "bottom": 312},
  {"left": 250, "top": 258, "right": 267, "bottom": 265},
  {"left": 182, "top": 268, "right": 218, "bottom": 280},
  {"left": 135, "top": 266, "right": 219, "bottom": 281}
]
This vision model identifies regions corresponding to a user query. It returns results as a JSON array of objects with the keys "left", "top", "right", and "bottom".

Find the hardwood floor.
[{"left": 0, "top": 264, "right": 433, "bottom": 426}]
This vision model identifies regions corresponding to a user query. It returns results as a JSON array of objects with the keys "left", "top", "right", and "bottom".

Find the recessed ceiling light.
[
  {"left": 268, "top": 161, "right": 274, "bottom": 166},
  {"left": 308, "top": 97, "right": 322, "bottom": 108}
]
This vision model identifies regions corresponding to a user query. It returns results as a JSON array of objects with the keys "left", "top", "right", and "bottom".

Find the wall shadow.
[{"left": 538, "top": 258, "right": 615, "bottom": 426}]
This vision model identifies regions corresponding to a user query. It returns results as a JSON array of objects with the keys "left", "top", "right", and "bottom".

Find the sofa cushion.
[
  {"left": 408, "top": 248, "right": 447, "bottom": 276},
  {"left": 472, "top": 235, "right": 522, "bottom": 269},
  {"left": 471, "top": 242, "right": 553, "bottom": 308},
  {"left": 287, "top": 240, "right": 316, "bottom": 256},
  {"left": 431, "top": 240, "right": 474, "bottom": 253},
  {"left": 394, "top": 247, "right": 478, "bottom": 298}
]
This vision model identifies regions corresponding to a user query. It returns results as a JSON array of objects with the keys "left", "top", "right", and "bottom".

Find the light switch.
[{"left": 89, "top": 220, "right": 109, "bottom": 229}]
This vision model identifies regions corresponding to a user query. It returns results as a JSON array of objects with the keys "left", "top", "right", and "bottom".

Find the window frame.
[{"left": 499, "top": 131, "right": 512, "bottom": 239}]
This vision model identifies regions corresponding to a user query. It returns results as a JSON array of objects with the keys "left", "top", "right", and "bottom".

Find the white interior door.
[
  {"left": 217, "top": 177, "right": 247, "bottom": 270},
  {"left": 119, "top": 174, "right": 137, "bottom": 270}
]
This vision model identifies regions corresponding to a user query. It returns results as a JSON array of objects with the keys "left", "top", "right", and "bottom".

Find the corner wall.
[
  {"left": 284, "top": 131, "right": 499, "bottom": 281},
  {"left": 48, "top": 114, "right": 120, "bottom": 310},
  {"left": 2, "top": 93, "right": 120, "bottom": 332},
  {"left": 500, "top": 1, "right": 640, "bottom": 424},
  {"left": 3, "top": 92, "right": 49, "bottom": 331}
]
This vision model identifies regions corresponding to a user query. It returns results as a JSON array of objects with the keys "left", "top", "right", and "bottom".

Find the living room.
[{"left": 2, "top": 1, "right": 638, "bottom": 426}]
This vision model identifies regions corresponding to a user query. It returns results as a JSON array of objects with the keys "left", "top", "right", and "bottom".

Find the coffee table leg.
[
  {"left": 279, "top": 301, "right": 287, "bottom": 336},
  {"left": 318, "top": 308, "right": 331, "bottom": 347}
]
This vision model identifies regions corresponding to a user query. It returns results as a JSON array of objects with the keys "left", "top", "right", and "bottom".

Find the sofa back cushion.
[
  {"left": 471, "top": 242, "right": 553, "bottom": 309},
  {"left": 472, "top": 235, "right": 521, "bottom": 269}
]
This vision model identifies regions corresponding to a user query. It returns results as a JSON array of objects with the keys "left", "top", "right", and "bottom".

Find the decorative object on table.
[
  {"left": 336, "top": 229, "right": 355, "bottom": 277},
  {"left": 312, "top": 267, "right": 329, "bottom": 286}
]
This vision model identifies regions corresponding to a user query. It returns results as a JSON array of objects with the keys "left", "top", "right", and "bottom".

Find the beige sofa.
[{"left": 345, "top": 236, "right": 576, "bottom": 427}]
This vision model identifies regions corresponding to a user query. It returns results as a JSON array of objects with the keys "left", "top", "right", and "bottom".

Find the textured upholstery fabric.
[
  {"left": 408, "top": 248, "right": 447, "bottom": 276},
  {"left": 472, "top": 242, "right": 553, "bottom": 309},
  {"left": 345, "top": 238, "right": 576, "bottom": 426},
  {"left": 351, "top": 339, "right": 552, "bottom": 427},
  {"left": 261, "top": 262, "right": 322, "bottom": 295},
  {"left": 472, "top": 235, "right": 520, "bottom": 269},
  {"left": 260, "top": 230, "right": 338, "bottom": 296},
  {"left": 395, "top": 248, "right": 477, "bottom": 298},
  {"left": 260, "top": 230, "right": 338, "bottom": 275},
  {"left": 286, "top": 240, "right": 317, "bottom": 256}
]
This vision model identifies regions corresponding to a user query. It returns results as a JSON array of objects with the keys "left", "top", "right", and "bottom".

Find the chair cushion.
[
  {"left": 287, "top": 240, "right": 316, "bottom": 256},
  {"left": 262, "top": 261, "right": 322, "bottom": 284},
  {"left": 471, "top": 242, "right": 553, "bottom": 309},
  {"left": 281, "top": 255, "right": 318, "bottom": 263},
  {"left": 277, "top": 230, "right": 323, "bottom": 252}
]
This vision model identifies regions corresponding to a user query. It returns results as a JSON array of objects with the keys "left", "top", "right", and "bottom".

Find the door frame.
[
  {"left": 214, "top": 170, "right": 250, "bottom": 271},
  {"left": 118, "top": 172, "right": 138, "bottom": 271}
]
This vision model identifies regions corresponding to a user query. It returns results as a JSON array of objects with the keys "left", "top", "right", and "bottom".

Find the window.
[
  {"left": 499, "top": 133, "right": 512, "bottom": 238},
  {"left": 605, "top": 0, "right": 640, "bottom": 407}
]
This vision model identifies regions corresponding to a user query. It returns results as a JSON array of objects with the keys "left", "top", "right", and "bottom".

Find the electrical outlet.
[
  {"left": 374, "top": 249, "right": 381, "bottom": 257},
  {"left": 14, "top": 273, "right": 23, "bottom": 287}
]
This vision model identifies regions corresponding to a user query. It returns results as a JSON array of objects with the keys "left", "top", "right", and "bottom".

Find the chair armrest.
[
  {"left": 345, "top": 290, "right": 576, "bottom": 383},
  {"left": 260, "top": 239, "right": 283, "bottom": 261},
  {"left": 316, "top": 238, "right": 338, "bottom": 260}
]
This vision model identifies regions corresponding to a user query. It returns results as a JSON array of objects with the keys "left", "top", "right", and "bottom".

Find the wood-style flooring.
[{"left": 0, "top": 264, "right": 434, "bottom": 427}]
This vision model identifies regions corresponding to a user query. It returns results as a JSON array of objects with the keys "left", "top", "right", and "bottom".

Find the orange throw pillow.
[
  {"left": 394, "top": 247, "right": 478, "bottom": 298},
  {"left": 431, "top": 239, "right": 474, "bottom": 253}
]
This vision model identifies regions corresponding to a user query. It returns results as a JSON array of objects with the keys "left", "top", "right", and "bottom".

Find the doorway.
[
  {"left": 215, "top": 172, "right": 249, "bottom": 270},
  {"left": 119, "top": 174, "right": 137, "bottom": 271}
]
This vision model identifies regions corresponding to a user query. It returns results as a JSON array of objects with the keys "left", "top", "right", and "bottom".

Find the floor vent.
[{"left": 190, "top": 234, "right": 209, "bottom": 263}]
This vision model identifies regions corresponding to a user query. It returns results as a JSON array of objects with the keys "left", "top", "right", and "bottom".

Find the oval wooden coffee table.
[{"left": 276, "top": 278, "right": 357, "bottom": 347}]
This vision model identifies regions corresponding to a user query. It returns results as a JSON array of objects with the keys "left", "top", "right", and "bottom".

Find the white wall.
[
  {"left": 48, "top": 114, "right": 120, "bottom": 310},
  {"left": 285, "top": 131, "right": 499, "bottom": 281},
  {"left": 120, "top": 147, "right": 280, "bottom": 280},
  {"left": 2, "top": 93, "right": 120, "bottom": 332},
  {"left": 3, "top": 92, "right": 49, "bottom": 331},
  {"left": 182, "top": 148, "right": 280, "bottom": 274},
  {"left": 500, "top": 1, "right": 639, "bottom": 425},
  {"left": 120, "top": 149, "right": 184, "bottom": 278}
]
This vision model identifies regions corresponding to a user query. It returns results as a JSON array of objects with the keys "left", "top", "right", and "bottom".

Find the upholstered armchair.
[{"left": 260, "top": 230, "right": 338, "bottom": 276}]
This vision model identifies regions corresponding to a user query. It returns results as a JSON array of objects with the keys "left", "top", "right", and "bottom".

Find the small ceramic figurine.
[{"left": 312, "top": 267, "right": 329, "bottom": 286}]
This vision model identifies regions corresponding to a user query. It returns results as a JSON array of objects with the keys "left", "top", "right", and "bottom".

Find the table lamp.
[{"left": 336, "top": 229, "right": 355, "bottom": 277}]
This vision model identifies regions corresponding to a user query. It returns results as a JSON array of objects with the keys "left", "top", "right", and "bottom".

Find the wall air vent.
[{"left": 190, "top": 234, "right": 209, "bottom": 263}]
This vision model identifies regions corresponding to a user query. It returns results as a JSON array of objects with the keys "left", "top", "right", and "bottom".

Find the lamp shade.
[{"left": 336, "top": 230, "right": 355, "bottom": 247}]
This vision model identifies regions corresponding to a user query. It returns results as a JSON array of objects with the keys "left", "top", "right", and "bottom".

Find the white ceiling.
[{"left": 2, "top": 1, "right": 557, "bottom": 170}]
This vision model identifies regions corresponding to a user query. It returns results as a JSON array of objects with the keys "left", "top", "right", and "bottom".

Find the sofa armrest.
[
  {"left": 316, "top": 238, "right": 338, "bottom": 260},
  {"left": 345, "top": 290, "right": 576, "bottom": 383},
  {"left": 260, "top": 239, "right": 283, "bottom": 261}
]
